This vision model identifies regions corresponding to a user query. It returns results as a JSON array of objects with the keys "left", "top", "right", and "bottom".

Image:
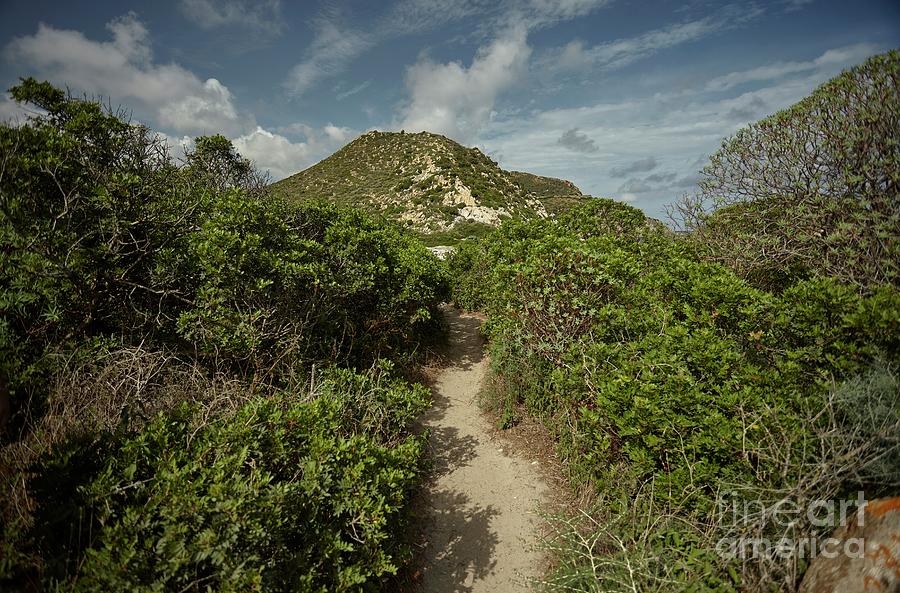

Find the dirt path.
[{"left": 414, "top": 308, "right": 549, "bottom": 593}]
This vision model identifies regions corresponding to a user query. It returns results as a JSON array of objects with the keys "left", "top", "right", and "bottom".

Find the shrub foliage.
[
  {"left": 675, "top": 50, "right": 900, "bottom": 292},
  {"left": 449, "top": 193, "right": 898, "bottom": 590},
  {"left": 0, "top": 80, "right": 446, "bottom": 590}
]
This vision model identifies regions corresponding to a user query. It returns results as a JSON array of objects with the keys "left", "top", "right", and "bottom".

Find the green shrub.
[
  {"left": 449, "top": 198, "right": 900, "bottom": 591},
  {"left": 0, "top": 80, "right": 448, "bottom": 434},
  {"left": 4, "top": 363, "right": 428, "bottom": 592},
  {"left": 676, "top": 50, "right": 900, "bottom": 293},
  {"left": 0, "top": 81, "right": 445, "bottom": 591}
]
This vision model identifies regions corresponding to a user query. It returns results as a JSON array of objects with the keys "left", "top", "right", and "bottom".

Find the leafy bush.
[
  {"left": 3, "top": 362, "right": 428, "bottom": 592},
  {"left": 0, "top": 79, "right": 447, "bottom": 435},
  {"left": 418, "top": 220, "right": 494, "bottom": 247},
  {"left": 675, "top": 50, "right": 900, "bottom": 293},
  {"left": 0, "top": 81, "right": 445, "bottom": 591},
  {"left": 448, "top": 198, "right": 900, "bottom": 592}
]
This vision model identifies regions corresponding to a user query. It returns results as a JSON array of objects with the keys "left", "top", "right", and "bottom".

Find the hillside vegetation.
[
  {"left": 1, "top": 46, "right": 897, "bottom": 593},
  {"left": 448, "top": 50, "right": 900, "bottom": 593},
  {"left": 0, "top": 79, "right": 447, "bottom": 591},
  {"left": 272, "top": 130, "right": 582, "bottom": 240}
]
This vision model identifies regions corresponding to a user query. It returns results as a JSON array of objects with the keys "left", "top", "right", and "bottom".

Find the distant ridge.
[{"left": 271, "top": 131, "right": 584, "bottom": 237}]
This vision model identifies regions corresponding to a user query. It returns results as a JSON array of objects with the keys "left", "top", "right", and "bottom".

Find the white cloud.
[
  {"left": 620, "top": 192, "right": 639, "bottom": 202},
  {"left": 542, "top": 4, "right": 764, "bottom": 73},
  {"left": 158, "top": 78, "right": 240, "bottom": 134},
  {"left": 398, "top": 26, "right": 531, "bottom": 143},
  {"left": 335, "top": 80, "right": 372, "bottom": 101},
  {"left": 382, "top": 0, "right": 493, "bottom": 35},
  {"left": 232, "top": 124, "right": 358, "bottom": 181},
  {"left": 323, "top": 124, "right": 352, "bottom": 143},
  {"left": 4, "top": 13, "right": 247, "bottom": 136},
  {"left": 523, "top": 0, "right": 611, "bottom": 26},
  {"left": 180, "top": 0, "right": 284, "bottom": 35},
  {"left": 157, "top": 132, "right": 195, "bottom": 162},
  {"left": 704, "top": 43, "right": 879, "bottom": 92},
  {"left": 232, "top": 127, "right": 312, "bottom": 180},
  {"left": 284, "top": 1, "right": 487, "bottom": 98},
  {"left": 285, "top": 0, "right": 610, "bottom": 98},
  {"left": 284, "top": 17, "right": 372, "bottom": 96},
  {"left": 0, "top": 94, "right": 33, "bottom": 124},
  {"left": 478, "top": 43, "right": 875, "bottom": 218},
  {"left": 722, "top": 94, "right": 769, "bottom": 122}
]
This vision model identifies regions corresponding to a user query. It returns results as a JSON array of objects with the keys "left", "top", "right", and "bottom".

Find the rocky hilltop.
[{"left": 271, "top": 131, "right": 584, "bottom": 237}]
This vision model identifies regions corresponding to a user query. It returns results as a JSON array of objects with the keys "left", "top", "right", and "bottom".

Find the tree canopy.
[{"left": 677, "top": 50, "right": 899, "bottom": 291}]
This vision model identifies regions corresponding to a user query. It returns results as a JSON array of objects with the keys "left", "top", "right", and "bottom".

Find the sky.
[{"left": 1, "top": 0, "right": 898, "bottom": 219}]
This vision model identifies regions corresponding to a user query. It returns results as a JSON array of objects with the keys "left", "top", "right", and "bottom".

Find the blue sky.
[{"left": 1, "top": 0, "right": 898, "bottom": 219}]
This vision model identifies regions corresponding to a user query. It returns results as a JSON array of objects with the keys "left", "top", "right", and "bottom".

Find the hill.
[
  {"left": 507, "top": 170, "right": 581, "bottom": 198},
  {"left": 271, "top": 131, "right": 583, "bottom": 238}
]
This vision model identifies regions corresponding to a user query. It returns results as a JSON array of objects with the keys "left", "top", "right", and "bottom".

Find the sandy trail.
[{"left": 415, "top": 307, "right": 549, "bottom": 593}]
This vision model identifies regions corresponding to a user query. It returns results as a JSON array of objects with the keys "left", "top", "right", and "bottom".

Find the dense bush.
[
  {"left": 1, "top": 81, "right": 446, "bottom": 591},
  {"left": 448, "top": 198, "right": 899, "bottom": 591},
  {"left": 448, "top": 56, "right": 899, "bottom": 593},
  {"left": 675, "top": 50, "right": 900, "bottom": 293},
  {"left": 3, "top": 362, "right": 428, "bottom": 592},
  {"left": 0, "top": 78, "right": 447, "bottom": 435}
]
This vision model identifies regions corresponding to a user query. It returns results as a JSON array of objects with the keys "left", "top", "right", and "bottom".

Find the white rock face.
[
  {"left": 456, "top": 205, "right": 508, "bottom": 226},
  {"left": 525, "top": 196, "right": 549, "bottom": 218},
  {"left": 446, "top": 178, "right": 476, "bottom": 207}
]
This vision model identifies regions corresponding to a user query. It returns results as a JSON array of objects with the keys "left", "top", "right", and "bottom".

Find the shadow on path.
[
  {"left": 405, "top": 306, "right": 544, "bottom": 593},
  {"left": 419, "top": 489, "right": 500, "bottom": 593},
  {"left": 441, "top": 306, "right": 484, "bottom": 371}
]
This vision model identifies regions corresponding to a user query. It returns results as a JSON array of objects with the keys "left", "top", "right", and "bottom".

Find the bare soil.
[{"left": 406, "top": 307, "right": 552, "bottom": 593}]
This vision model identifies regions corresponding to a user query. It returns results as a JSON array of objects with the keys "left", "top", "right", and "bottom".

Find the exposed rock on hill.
[{"left": 271, "top": 131, "right": 583, "bottom": 236}]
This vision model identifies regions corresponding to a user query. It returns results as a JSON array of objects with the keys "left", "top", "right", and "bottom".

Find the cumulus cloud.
[
  {"left": 159, "top": 78, "right": 240, "bottom": 134},
  {"left": 180, "top": 0, "right": 284, "bottom": 35},
  {"left": 323, "top": 124, "right": 352, "bottom": 143},
  {"left": 157, "top": 132, "right": 195, "bottom": 161},
  {"left": 610, "top": 157, "right": 658, "bottom": 177},
  {"left": 232, "top": 127, "right": 314, "bottom": 180},
  {"left": 232, "top": 124, "right": 357, "bottom": 181},
  {"left": 557, "top": 128, "right": 599, "bottom": 153},
  {"left": 398, "top": 26, "right": 531, "bottom": 143},
  {"left": 4, "top": 13, "right": 247, "bottom": 136}
]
